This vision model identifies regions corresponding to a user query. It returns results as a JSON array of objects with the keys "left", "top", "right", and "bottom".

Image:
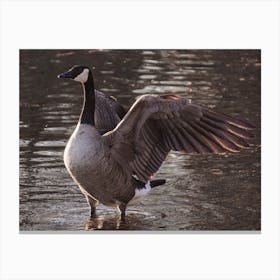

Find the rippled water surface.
[{"left": 20, "top": 50, "right": 261, "bottom": 231}]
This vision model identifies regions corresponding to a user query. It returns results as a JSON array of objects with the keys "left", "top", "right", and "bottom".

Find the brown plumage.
[
  {"left": 105, "top": 94, "right": 254, "bottom": 182},
  {"left": 58, "top": 65, "right": 254, "bottom": 222},
  {"left": 94, "top": 89, "right": 126, "bottom": 134}
]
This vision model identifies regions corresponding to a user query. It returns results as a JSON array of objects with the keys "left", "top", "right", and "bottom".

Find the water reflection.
[
  {"left": 20, "top": 50, "right": 261, "bottom": 231},
  {"left": 85, "top": 212, "right": 154, "bottom": 230}
]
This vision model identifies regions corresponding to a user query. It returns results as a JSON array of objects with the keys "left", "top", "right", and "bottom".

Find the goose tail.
[
  {"left": 131, "top": 178, "right": 166, "bottom": 202},
  {"left": 150, "top": 179, "right": 166, "bottom": 188}
]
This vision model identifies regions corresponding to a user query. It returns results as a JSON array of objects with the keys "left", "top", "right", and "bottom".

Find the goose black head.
[{"left": 58, "top": 65, "right": 90, "bottom": 84}]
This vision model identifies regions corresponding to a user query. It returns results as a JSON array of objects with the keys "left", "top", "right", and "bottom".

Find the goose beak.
[{"left": 57, "top": 71, "right": 73, "bottom": 79}]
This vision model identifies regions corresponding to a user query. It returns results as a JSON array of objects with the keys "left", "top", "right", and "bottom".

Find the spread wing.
[
  {"left": 94, "top": 90, "right": 126, "bottom": 134},
  {"left": 102, "top": 94, "right": 254, "bottom": 182}
]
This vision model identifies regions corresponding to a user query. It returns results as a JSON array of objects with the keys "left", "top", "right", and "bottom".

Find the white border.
[{"left": 1, "top": 0, "right": 279, "bottom": 279}]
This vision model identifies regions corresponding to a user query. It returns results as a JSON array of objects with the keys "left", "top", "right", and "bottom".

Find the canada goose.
[{"left": 58, "top": 65, "right": 254, "bottom": 222}]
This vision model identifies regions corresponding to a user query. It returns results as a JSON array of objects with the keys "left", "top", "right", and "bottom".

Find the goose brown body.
[
  {"left": 64, "top": 124, "right": 135, "bottom": 207},
  {"left": 58, "top": 65, "right": 254, "bottom": 222}
]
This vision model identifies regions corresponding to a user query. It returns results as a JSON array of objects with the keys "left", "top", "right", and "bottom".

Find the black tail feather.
[
  {"left": 150, "top": 179, "right": 166, "bottom": 188},
  {"left": 133, "top": 176, "right": 166, "bottom": 190}
]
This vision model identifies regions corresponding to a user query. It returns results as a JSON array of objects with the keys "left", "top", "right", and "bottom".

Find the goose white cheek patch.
[{"left": 74, "top": 69, "right": 89, "bottom": 83}]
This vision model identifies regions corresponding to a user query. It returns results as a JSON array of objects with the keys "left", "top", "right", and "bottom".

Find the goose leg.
[
  {"left": 85, "top": 195, "right": 98, "bottom": 218},
  {"left": 118, "top": 203, "right": 127, "bottom": 223}
]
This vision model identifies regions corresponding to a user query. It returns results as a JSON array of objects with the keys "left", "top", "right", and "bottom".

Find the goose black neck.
[{"left": 80, "top": 73, "right": 95, "bottom": 125}]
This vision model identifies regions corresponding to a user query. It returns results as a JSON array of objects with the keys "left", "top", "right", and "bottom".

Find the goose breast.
[
  {"left": 64, "top": 123, "right": 131, "bottom": 205},
  {"left": 64, "top": 124, "right": 102, "bottom": 177}
]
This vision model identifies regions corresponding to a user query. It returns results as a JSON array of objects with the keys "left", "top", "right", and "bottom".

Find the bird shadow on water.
[{"left": 84, "top": 212, "right": 153, "bottom": 231}]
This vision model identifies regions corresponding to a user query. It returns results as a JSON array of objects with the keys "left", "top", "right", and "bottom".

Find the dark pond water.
[{"left": 20, "top": 50, "right": 261, "bottom": 231}]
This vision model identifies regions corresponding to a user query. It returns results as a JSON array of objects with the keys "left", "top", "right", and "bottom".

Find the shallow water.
[{"left": 19, "top": 50, "right": 261, "bottom": 231}]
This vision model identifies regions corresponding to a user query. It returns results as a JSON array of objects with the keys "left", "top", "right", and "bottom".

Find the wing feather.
[{"left": 102, "top": 94, "right": 254, "bottom": 182}]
